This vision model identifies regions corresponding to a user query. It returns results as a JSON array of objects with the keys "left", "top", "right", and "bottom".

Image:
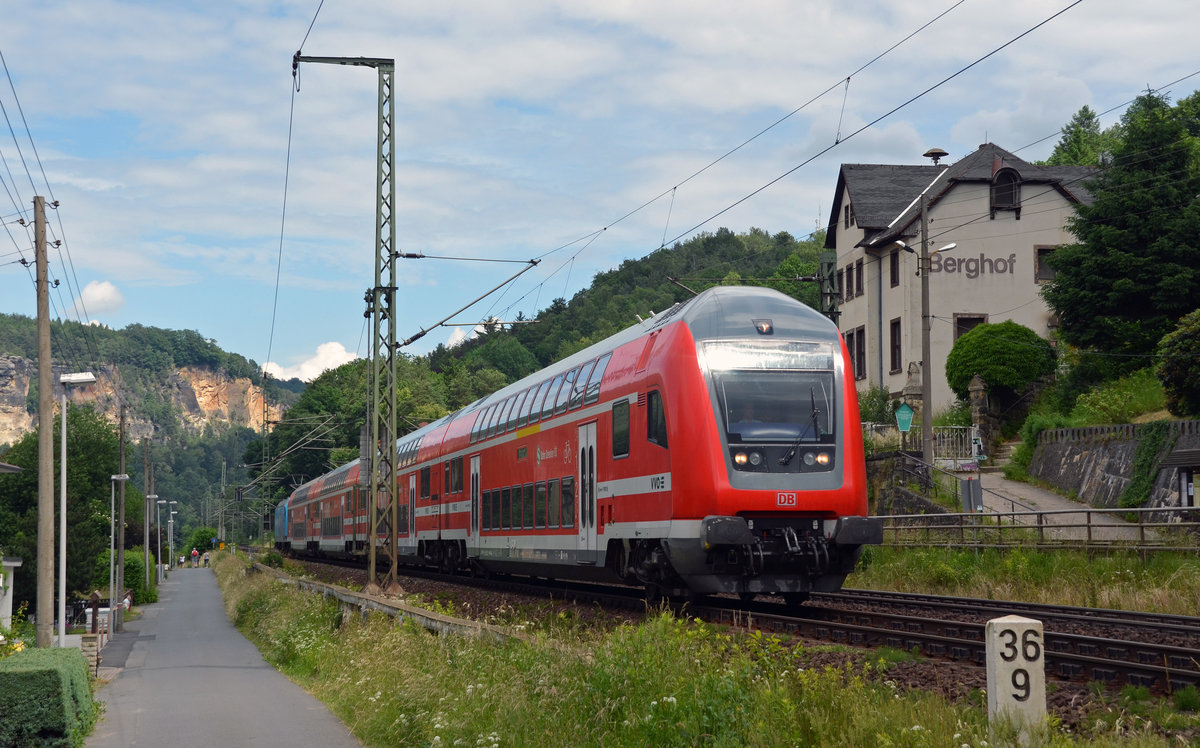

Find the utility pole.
[
  {"left": 294, "top": 53, "right": 400, "bottom": 595},
  {"left": 143, "top": 439, "right": 150, "bottom": 590},
  {"left": 919, "top": 193, "right": 934, "bottom": 466},
  {"left": 116, "top": 406, "right": 126, "bottom": 629},
  {"left": 34, "top": 196, "right": 54, "bottom": 647}
]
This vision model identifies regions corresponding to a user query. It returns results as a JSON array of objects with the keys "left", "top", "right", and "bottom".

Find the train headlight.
[
  {"left": 734, "top": 451, "right": 748, "bottom": 465},
  {"left": 803, "top": 452, "right": 816, "bottom": 466},
  {"left": 815, "top": 452, "right": 831, "bottom": 466},
  {"left": 748, "top": 451, "right": 763, "bottom": 466}
]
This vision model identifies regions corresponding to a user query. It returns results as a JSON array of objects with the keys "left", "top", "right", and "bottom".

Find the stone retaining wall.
[{"left": 1028, "top": 421, "right": 1200, "bottom": 509}]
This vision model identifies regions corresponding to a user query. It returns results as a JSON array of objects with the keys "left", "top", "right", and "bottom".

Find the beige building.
[{"left": 825, "top": 143, "right": 1094, "bottom": 413}]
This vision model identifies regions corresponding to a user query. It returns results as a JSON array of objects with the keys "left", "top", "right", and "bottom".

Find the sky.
[{"left": 0, "top": 0, "right": 1195, "bottom": 382}]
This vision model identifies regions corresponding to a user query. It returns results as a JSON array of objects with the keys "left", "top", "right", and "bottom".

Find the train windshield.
[{"left": 702, "top": 340, "right": 837, "bottom": 444}]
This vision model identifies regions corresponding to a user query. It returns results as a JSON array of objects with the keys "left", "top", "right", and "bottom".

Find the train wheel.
[{"left": 783, "top": 592, "right": 810, "bottom": 608}]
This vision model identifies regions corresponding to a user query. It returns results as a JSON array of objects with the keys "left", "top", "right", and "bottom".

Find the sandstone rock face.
[{"left": 0, "top": 355, "right": 283, "bottom": 445}]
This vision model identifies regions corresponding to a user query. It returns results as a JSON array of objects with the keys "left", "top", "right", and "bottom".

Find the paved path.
[
  {"left": 86, "top": 566, "right": 360, "bottom": 747},
  {"left": 975, "top": 471, "right": 1157, "bottom": 543}
]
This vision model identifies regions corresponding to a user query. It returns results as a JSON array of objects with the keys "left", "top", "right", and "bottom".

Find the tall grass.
[
  {"left": 852, "top": 546, "right": 1200, "bottom": 615},
  {"left": 215, "top": 555, "right": 1191, "bottom": 746}
]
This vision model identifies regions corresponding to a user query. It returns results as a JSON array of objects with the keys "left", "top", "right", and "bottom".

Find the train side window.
[
  {"left": 485, "top": 401, "right": 505, "bottom": 438},
  {"left": 523, "top": 483, "right": 535, "bottom": 529},
  {"left": 491, "top": 490, "right": 501, "bottom": 531},
  {"left": 472, "top": 405, "right": 492, "bottom": 443},
  {"left": 420, "top": 467, "right": 431, "bottom": 499},
  {"left": 584, "top": 353, "right": 611, "bottom": 404},
  {"left": 444, "top": 461, "right": 451, "bottom": 495},
  {"left": 506, "top": 389, "right": 528, "bottom": 431},
  {"left": 501, "top": 487, "right": 511, "bottom": 530},
  {"left": 482, "top": 489, "right": 492, "bottom": 531},
  {"left": 529, "top": 379, "right": 553, "bottom": 424},
  {"left": 540, "top": 374, "right": 566, "bottom": 420},
  {"left": 535, "top": 481, "right": 547, "bottom": 529},
  {"left": 612, "top": 400, "right": 630, "bottom": 458},
  {"left": 548, "top": 478, "right": 561, "bottom": 528},
  {"left": 497, "top": 396, "right": 518, "bottom": 434},
  {"left": 569, "top": 359, "right": 596, "bottom": 409},
  {"left": 561, "top": 476, "right": 575, "bottom": 528},
  {"left": 516, "top": 386, "right": 537, "bottom": 427},
  {"left": 452, "top": 457, "right": 463, "bottom": 493},
  {"left": 647, "top": 390, "right": 668, "bottom": 448},
  {"left": 554, "top": 367, "right": 580, "bottom": 415}
]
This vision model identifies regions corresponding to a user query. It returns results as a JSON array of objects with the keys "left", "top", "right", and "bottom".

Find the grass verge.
[{"left": 214, "top": 554, "right": 1195, "bottom": 746}]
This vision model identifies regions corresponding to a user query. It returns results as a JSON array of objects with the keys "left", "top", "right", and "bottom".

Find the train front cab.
[{"left": 631, "top": 289, "right": 883, "bottom": 603}]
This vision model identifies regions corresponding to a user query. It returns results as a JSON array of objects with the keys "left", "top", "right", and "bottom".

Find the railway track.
[{"left": 281, "top": 554, "right": 1200, "bottom": 693}]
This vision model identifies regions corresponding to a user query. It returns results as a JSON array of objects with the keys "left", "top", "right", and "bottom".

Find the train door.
[
  {"left": 408, "top": 475, "right": 416, "bottom": 539},
  {"left": 577, "top": 422, "right": 597, "bottom": 559},
  {"left": 470, "top": 455, "right": 481, "bottom": 537}
]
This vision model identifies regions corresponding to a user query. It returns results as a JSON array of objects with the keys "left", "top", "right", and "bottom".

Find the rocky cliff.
[{"left": 0, "top": 355, "right": 283, "bottom": 445}]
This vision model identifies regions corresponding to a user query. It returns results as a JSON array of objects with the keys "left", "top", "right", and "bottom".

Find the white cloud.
[
  {"left": 263, "top": 342, "right": 358, "bottom": 382},
  {"left": 74, "top": 281, "right": 125, "bottom": 317}
]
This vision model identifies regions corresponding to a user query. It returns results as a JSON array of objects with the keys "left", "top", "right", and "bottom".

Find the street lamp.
[
  {"left": 58, "top": 371, "right": 95, "bottom": 646},
  {"left": 151, "top": 496, "right": 162, "bottom": 582},
  {"left": 168, "top": 503, "right": 177, "bottom": 568},
  {"left": 108, "top": 474, "right": 129, "bottom": 636}
]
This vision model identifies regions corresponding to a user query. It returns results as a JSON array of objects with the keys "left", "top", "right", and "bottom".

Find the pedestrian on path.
[{"left": 191, "top": 548, "right": 199, "bottom": 568}]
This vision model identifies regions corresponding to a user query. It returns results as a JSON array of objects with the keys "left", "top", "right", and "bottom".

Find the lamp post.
[
  {"left": 58, "top": 371, "right": 95, "bottom": 646},
  {"left": 154, "top": 498, "right": 164, "bottom": 582},
  {"left": 168, "top": 505, "right": 177, "bottom": 568},
  {"left": 108, "top": 474, "right": 129, "bottom": 636}
]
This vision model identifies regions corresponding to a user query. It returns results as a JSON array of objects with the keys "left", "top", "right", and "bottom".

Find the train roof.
[{"left": 404, "top": 286, "right": 837, "bottom": 439}]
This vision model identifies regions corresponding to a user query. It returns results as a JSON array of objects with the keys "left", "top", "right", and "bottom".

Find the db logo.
[{"left": 776, "top": 492, "right": 797, "bottom": 507}]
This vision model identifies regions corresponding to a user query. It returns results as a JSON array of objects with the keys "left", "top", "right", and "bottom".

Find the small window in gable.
[{"left": 991, "top": 169, "right": 1021, "bottom": 218}]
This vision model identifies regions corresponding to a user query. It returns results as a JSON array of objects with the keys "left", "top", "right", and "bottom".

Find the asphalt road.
[{"left": 85, "top": 564, "right": 360, "bottom": 747}]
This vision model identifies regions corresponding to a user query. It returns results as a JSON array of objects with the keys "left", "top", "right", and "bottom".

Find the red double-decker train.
[{"left": 276, "top": 286, "right": 881, "bottom": 604}]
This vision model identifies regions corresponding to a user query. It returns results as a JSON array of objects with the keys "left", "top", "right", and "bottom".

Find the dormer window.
[{"left": 991, "top": 168, "right": 1021, "bottom": 219}]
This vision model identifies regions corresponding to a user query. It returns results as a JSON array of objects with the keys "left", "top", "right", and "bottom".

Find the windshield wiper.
[{"left": 779, "top": 387, "right": 822, "bottom": 466}]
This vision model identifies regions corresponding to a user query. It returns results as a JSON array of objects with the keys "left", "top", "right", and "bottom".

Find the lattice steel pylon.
[{"left": 295, "top": 55, "right": 400, "bottom": 595}]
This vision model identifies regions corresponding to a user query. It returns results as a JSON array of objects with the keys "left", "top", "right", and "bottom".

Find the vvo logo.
[{"left": 776, "top": 492, "right": 797, "bottom": 507}]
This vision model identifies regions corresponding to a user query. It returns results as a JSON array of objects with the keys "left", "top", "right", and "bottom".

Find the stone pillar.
[
  {"left": 901, "top": 362, "right": 923, "bottom": 432},
  {"left": 80, "top": 633, "right": 100, "bottom": 676},
  {"left": 969, "top": 375, "right": 993, "bottom": 458}
]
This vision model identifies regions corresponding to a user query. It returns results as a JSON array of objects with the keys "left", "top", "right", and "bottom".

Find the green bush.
[
  {"left": 856, "top": 385, "right": 896, "bottom": 424},
  {"left": 1070, "top": 367, "right": 1165, "bottom": 424},
  {"left": 0, "top": 647, "right": 96, "bottom": 747},
  {"left": 1157, "top": 308, "right": 1200, "bottom": 417},
  {"left": 944, "top": 320, "right": 1055, "bottom": 401}
]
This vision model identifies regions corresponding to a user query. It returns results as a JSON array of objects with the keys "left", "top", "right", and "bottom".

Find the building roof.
[{"left": 826, "top": 143, "right": 1097, "bottom": 250}]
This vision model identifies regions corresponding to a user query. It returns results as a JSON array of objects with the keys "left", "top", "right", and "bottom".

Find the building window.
[
  {"left": 855, "top": 259, "right": 864, "bottom": 296},
  {"left": 890, "top": 318, "right": 902, "bottom": 374},
  {"left": 955, "top": 314, "right": 987, "bottom": 339},
  {"left": 991, "top": 169, "right": 1021, "bottom": 218},
  {"left": 889, "top": 249, "right": 900, "bottom": 288},
  {"left": 844, "top": 263, "right": 854, "bottom": 299},
  {"left": 844, "top": 204, "right": 850, "bottom": 228},
  {"left": 1035, "top": 246, "right": 1057, "bottom": 283},
  {"left": 843, "top": 328, "right": 855, "bottom": 377},
  {"left": 836, "top": 269, "right": 844, "bottom": 302},
  {"left": 854, "top": 325, "right": 866, "bottom": 380}
]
